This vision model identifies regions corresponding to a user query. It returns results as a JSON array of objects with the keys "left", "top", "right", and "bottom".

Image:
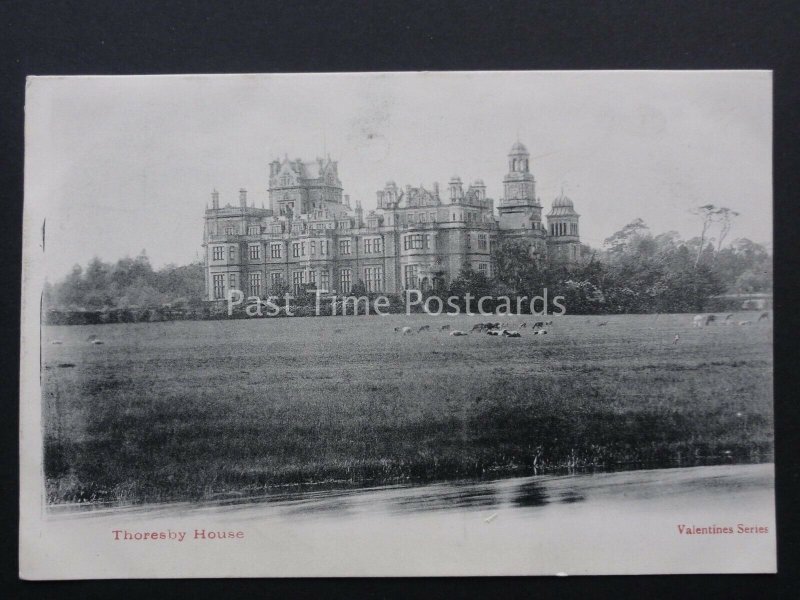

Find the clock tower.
[{"left": 497, "top": 141, "right": 547, "bottom": 253}]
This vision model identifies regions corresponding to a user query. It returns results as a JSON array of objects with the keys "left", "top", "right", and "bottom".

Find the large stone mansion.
[{"left": 202, "top": 141, "right": 581, "bottom": 300}]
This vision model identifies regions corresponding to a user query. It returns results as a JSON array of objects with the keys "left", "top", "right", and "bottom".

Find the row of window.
[
  {"left": 400, "top": 233, "right": 491, "bottom": 253},
  {"left": 213, "top": 237, "right": 385, "bottom": 262},
  {"left": 211, "top": 266, "right": 387, "bottom": 299},
  {"left": 292, "top": 240, "right": 332, "bottom": 258},
  {"left": 213, "top": 262, "right": 495, "bottom": 300}
]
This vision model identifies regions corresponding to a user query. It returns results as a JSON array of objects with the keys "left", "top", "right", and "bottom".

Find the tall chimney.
[
  {"left": 239, "top": 188, "right": 247, "bottom": 208},
  {"left": 211, "top": 189, "right": 219, "bottom": 209}
]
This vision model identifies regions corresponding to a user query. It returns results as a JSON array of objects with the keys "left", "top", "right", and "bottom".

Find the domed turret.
[
  {"left": 548, "top": 191, "right": 579, "bottom": 217},
  {"left": 546, "top": 188, "right": 581, "bottom": 263},
  {"left": 510, "top": 141, "right": 528, "bottom": 155}
]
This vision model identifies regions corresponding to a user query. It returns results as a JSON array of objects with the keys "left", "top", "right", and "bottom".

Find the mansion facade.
[{"left": 202, "top": 141, "right": 581, "bottom": 300}]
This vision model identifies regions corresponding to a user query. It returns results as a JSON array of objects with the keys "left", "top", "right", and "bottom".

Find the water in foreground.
[{"left": 37, "top": 463, "right": 776, "bottom": 578}]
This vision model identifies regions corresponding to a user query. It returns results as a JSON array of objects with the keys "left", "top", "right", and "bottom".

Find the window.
[
  {"left": 320, "top": 240, "right": 328, "bottom": 255},
  {"left": 228, "top": 246, "right": 236, "bottom": 260},
  {"left": 212, "top": 274, "right": 224, "bottom": 299},
  {"left": 404, "top": 265, "right": 419, "bottom": 289},
  {"left": 364, "top": 238, "right": 372, "bottom": 253},
  {"left": 249, "top": 272, "right": 261, "bottom": 296},
  {"left": 478, "top": 263, "right": 489, "bottom": 277},
  {"left": 301, "top": 242, "right": 306, "bottom": 256},
  {"left": 374, "top": 237, "right": 382, "bottom": 253},
  {"left": 364, "top": 267, "right": 384, "bottom": 292},
  {"left": 466, "top": 234, "right": 471, "bottom": 250},
  {"left": 365, "top": 238, "right": 382, "bottom": 253},
  {"left": 292, "top": 242, "right": 301, "bottom": 258},
  {"left": 292, "top": 270, "right": 306, "bottom": 294},
  {"left": 404, "top": 234, "right": 424, "bottom": 250},
  {"left": 249, "top": 244, "right": 260, "bottom": 259},
  {"left": 308, "top": 270, "right": 316, "bottom": 285},
  {"left": 339, "top": 239, "right": 351, "bottom": 254},
  {"left": 212, "top": 246, "right": 223, "bottom": 261},
  {"left": 270, "top": 272, "right": 283, "bottom": 292},
  {"left": 228, "top": 273, "right": 237, "bottom": 291},
  {"left": 478, "top": 234, "right": 487, "bottom": 250},
  {"left": 225, "top": 226, "right": 235, "bottom": 235},
  {"left": 247, "top": 226, "right": 260, "bottom": 236},
  {"left": 270, "top": 243, "right": 282, "bottom": 259},
  {"left": 320, "top": 270, "right": 329, "bottom": 290},
  {"left": 339, "top": 269, "right": 352, "bottom": 293},
  {"left": 310, "top": 241, "right": 316, "bottom": 255}
]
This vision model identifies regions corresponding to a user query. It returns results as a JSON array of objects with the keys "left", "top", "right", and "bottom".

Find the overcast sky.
[{"left": 25, "top": 71, "right": 772, "bottom": 281}]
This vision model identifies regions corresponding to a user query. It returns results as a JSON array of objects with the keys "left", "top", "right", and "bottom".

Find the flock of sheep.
[
  {"left": 394, "top": 320, "right": 554, "bottom": 338},
  {"left": 692, "top": 312, "right": 770, "bottom": 328}
]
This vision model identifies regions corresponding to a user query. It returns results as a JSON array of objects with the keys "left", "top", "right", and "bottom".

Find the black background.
[{"left": 1, "top": 1, "right": 798, "bottom": 597}]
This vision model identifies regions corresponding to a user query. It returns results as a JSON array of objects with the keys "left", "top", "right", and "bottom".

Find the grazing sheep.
[
  {"left": 449, "top": 330, "right": 468, "bottom": 336},
  {"left": 531, "top": 321, "right": 544, "bottom": 330},
  {"left": 758, "top": 312, "right": 770, "bottom": 322},
  {"left": 486, "top": 329, "right": 502, "bottom": 336},
  {"left": 401, "top": 326, "right": 413, "bottom": 335},
  {"left": 91, "top": 339, "right": 104, "bottom": 345},
  {"left": 533, "top": 329, "right": 548, "bottom": 335},
  {"left": 394, "top": 327, "right": 401, "bottom": 332},
  {"left": 597, "top": 321, "right": 608, "bottom": 327},
  {"left": 545, "top": 321, "right": 553, "bottom": 326},
  {"left": 692, "top": 314, "right": 716, "bottom": 327},
  {"left": 502, "top": 330, "right": 521, "bottom": 338},
  {"left": 440, "top": 324, "right": 451, "bottom": 331},
  {"left": 418, "top": 325, "right": 431, "bottom": 332},
  {"left": 86, "top": 334, "right": 98, "bottom": 341},
  {"left": 673, "top": 334, "right": 680, "bottom": 345},
  {"left": 738, "top": 320, "right": 752, "bottom": 326},
  {"left": 520, "top": 322, "right": 528, "bottom": 329}
]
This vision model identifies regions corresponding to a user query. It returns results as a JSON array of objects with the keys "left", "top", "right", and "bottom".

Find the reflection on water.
[
  {"left": 48, "top": 463, "right": 773, "bottom": 524},
  {"left": 387, "top": 483, "right": 499, "bottom": 514},
  {"left": 513, "top": 480, "right": 552, "bottom": 508}
]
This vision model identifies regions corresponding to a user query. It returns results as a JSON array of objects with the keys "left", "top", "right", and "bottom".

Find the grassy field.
[{"left": 42, "top": 312, "right": 773, "bottom": 505}]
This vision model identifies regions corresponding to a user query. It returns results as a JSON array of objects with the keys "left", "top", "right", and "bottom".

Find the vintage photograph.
[{"left": 20, "top": 71, "right": 774, "bottom": 577}]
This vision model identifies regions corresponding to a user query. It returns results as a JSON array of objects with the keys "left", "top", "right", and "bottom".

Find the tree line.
[{"left": 45, "top": 214, "right": 771, "bottom": 316}]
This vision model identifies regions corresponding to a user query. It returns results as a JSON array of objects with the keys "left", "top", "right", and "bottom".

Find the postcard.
[{"left": 20, "top": 71, "right": 774, "bottom": 578}]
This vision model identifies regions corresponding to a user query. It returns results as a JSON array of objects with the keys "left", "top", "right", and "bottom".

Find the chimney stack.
[
  {"left": 239, "top": 188, "right": 247, "bottom": 208},
  {"left": 211, "top": 189, "right": 219, "bottom": 210}
]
